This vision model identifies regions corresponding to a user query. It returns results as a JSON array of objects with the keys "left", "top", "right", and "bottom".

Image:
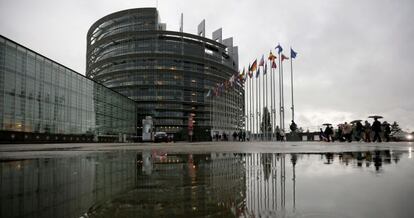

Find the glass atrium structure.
[{"left": 0, "top": 35, "right": 136, "bottom": 143}]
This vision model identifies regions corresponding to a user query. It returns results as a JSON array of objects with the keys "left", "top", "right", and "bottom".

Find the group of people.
[
  {"left": 233, "top": 130, "right": 247, "bottom": 141},
  {"left": 320, "top": 118, "right": 392, "bottom": 143},
  {"left": 214, "top": 130, "right": 247, "bottom": 141}
]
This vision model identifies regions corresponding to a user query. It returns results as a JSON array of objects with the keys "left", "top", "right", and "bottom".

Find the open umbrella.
[
  {"left": 351, "top": 120, "right": 362, "bottom": 124},
  {"left": 368, "top": 115, "right": 383, "bottom": 119},
  {"left": 323, "top": 123, "right": 332, "bottom": 126}
]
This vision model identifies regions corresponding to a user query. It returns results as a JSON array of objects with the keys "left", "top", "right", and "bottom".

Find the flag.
[
  {"left": 291, "top": 48, "right": 297, "bottom": 59},
  {"left": 259, "top": 55, "right": 265, "bottom": 67},
  {"left": 250, "top": 59, "right": 257, "bottom": 72},
  {"left": 271, "top": 60, "right": 277, "bottom": 69},
  {"left": 256, "top": 67, "right": 260, "bottom": 78},
  {"left": 264, "top": 62, "right": 267, "bottom": 75},
  {"left": 281, "top": 54, "right": 289, "bottom": 62},
  {"left": 275, "top": 43, "right": 283, "bottom": 54},
  {"left": 206, "top": 89, "right": 212, "bottom": 97},
  {"left": 229, "top": 75, "right": 235, "bottom": 86},
  {"left": 219, "top": 83, "right": 224, "bottom": 94},
  {"left": 239, "top": 67, "right": 246, "bottom": 81},
  {"left": 268, "top": 51, "right": 277, "bottom": 61}
]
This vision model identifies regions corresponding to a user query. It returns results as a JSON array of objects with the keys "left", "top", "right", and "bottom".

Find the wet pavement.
[{"left": 1, "top": 142, "right": 413, "bottom": 217}]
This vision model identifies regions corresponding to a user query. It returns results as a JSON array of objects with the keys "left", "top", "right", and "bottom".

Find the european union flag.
[{"left": 275, "top": 44, "right": 283, "bottom": 54}]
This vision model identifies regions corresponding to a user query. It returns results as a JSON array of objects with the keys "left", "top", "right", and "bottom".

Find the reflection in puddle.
[{"left": 1, "top": 150, "right": 412, "bottom": 218}]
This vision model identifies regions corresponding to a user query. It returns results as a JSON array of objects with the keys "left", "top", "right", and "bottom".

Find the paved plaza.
[{"left": 1, "top": 141, "right": 412, "bottom": 159}]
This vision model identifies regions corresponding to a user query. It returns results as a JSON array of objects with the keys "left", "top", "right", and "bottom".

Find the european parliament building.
[{"left": 0, "top": 8, "right": 244, "bottom": 143}]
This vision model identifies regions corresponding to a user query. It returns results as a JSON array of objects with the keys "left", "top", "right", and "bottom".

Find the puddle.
[{"left": 1, "top": 149, "right": 413, "bottom": 218}]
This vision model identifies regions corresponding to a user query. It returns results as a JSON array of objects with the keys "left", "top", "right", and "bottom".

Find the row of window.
[{"left": 91, "top": 13, "right": 158, "bottom": 41}]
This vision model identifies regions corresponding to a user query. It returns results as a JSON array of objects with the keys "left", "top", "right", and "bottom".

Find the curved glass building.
[{"left": 86, "top": 8, "right": 244, "bottom": 139}]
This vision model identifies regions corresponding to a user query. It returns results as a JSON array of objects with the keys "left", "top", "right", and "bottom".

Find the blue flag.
[
  {"left": 264, "top": 62, "right": 267, "bottom": 75},
  {"left": 275, "top": 44, "right": 283, "bottom": 54},
  {"left": 256, "top": 68, "right": 260, "bottom": 78},
  {"left": 291, "top": 48, "right": 297, "bottom": 59}
]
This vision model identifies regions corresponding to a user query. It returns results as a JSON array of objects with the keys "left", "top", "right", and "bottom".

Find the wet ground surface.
[{"left": 1, "top": 142, "right": 413, "bottom": 217}]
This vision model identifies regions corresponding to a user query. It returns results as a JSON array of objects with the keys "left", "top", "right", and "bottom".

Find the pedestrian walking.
[
  {"left": 276, "top": 126, "right": 281, "bottom": 141},
  {"left": 383, "top": 121, "right": 391, "bottom": 142},
  {"left": 280, "top": 129, "right": 285, "bottom": 142},
  {"left": 336, "top": 124, "right": 344, "bottom": 142},
  {"left": 355, "top": 121, "right": 363, "bottom": 141},
  {"left": 290, "top": 120, "right": 298, "bottom": 132},
  {"left": 372, "top": 118, "right": 382, "bottom": 142},
  {"left": 324, "top": 126, "right": 333, "bottom": 142},
  {"left": 319, "top": 128, "right": 324, "bottom": 141},
  {"left": 342, "top": 122, "right": 353, "bottom": 142},
  {"left": 364, "top": 121, "right": 371, "bottom": 142}
]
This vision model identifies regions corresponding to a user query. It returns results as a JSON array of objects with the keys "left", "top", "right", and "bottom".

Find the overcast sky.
[{"left": 1, "top": 0, "right": 413, "bottom": 131}]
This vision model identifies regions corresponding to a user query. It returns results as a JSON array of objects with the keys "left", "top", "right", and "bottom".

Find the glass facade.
[
  {"left": 86, "top": 8, "right": 244, "bottom": 137},
  {"left": 0, "top": 35, "right": 136, "bottom": 142}
]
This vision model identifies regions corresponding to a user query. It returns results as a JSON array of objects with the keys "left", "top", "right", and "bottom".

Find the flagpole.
[
  {"left": 210, "top": 91, "right": 212, "bottom": 140},
  {"left": 245, "top": 77, "right": 247, "bottom": 139},
  {"left": 249, "top": 75, "right": 254, "bottom": 140},
  {"left": 270, "top": 60, "right": 273, "bottom": 141},
  {"left": 262, "top": 64, "right": 267, "bottom": 141},
  {"left": 213, "top": 90, "right": 215, "bottom": 139},
  {"left": 266, "top": 63, "right": 269, "bottom": 141},
  {"left": 290, "top": 53, "right": 295, "bottom": 122},
  {"left": 258, "top": 71, "right": 261, "bottom": 141},
  {"left": 263, "top": 65, "right": 266, "bottom": 141},
  {"left": 252, "top": 72, "right": 255, "bottom": 141},
  {"left": 259, "top": 70, "right": 262, "bottom": 141},
  {"left": 264, "top": 65, "right": 267, "bottom": 141},
  {"left": 278, "top": 53, "right": 282, "bottom": 136},
  {"left": 247, "top": 75, "right": 249, "bottom": 140},
  {"left": 272, "top": 60, "right": 276, "bottom": 141},
  {"left": 244, "top": 78, "right": 247, "bottom": 140},
  {"left": 256, "top": 70, "right": 259, "bottom": 141},
  {"left": 281, "top": 57, "right": 285, "bottom": 132},
  {"left": 262, "top": 66, "right": 265, "bottom": 141}
]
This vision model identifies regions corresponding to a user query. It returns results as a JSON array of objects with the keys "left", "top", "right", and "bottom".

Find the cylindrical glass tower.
[{"left": 86, "top": 8, "right": 244, "bottom": 139}]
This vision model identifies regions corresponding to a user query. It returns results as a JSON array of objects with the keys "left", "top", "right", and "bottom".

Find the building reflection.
[
  {"left": 0, "top": 152, "right": 137, "bottom": 218},
  {"left": 0, "top": 149, "right": 405, "bottom": 218},
  {"left": 88, "top": 152, "right": 246, "bottom": 217}
]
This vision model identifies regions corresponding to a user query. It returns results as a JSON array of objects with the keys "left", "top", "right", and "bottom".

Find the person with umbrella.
[
  {"left": 336, "top": 124, "right": 344, "bottom": 142},
  {"left": 370, "top": 116, "right": 382, "bottom": 142},
  {"left": 324, "top": 124, "right": 334, "bottom": 142}
]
